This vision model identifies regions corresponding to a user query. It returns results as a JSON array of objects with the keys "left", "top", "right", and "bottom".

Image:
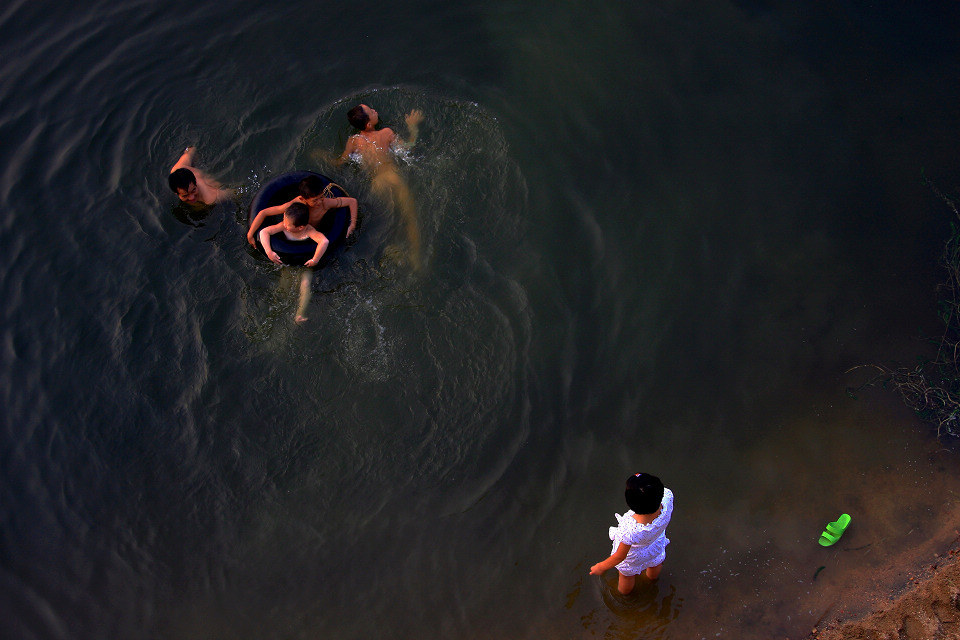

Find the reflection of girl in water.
[{"left": 337, "top": 104, "right": 423, "bottom": 269}]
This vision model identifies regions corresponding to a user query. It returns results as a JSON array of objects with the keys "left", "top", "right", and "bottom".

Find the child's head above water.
[
  {"left": 347, "top": 104, "right": 377, "bottom": 131},
  {"left": 625, "top": 473, "right": 664, "bottom": 514},
  {"left": 284, "top": 201, "right": 310, "bottom": 229},
  {"left": 299, "top": 175, "right": 325, "bottom": 200},
  {"left": 168, "top": 168, "right": 197, "bottom": 201}
]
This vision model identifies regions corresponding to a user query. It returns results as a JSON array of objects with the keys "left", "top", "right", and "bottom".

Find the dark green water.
[{"left": 3, "top": 1, "right": 960, "bottom": 638}]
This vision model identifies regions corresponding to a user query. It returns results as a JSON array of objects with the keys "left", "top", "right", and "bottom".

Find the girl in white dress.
[{"left": 589, "top": 473, "right": 674, "bottom": 595}]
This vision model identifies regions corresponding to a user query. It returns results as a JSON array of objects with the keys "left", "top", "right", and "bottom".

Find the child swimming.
[
  {"left": 168, "top": 145, "right": 231, "bottom": 206},
  {"left": 324, "top": 104, "right": 424, "bottom": 269},
  {"left": 589, "top": 473, "right": 674, "bottom": 595}
]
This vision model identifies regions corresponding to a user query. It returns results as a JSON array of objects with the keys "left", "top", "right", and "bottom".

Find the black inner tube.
[{"left": 248, "top": 171, "right": 350, "bottom": 267}]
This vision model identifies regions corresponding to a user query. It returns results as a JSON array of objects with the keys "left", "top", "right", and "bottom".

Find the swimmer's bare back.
[{"left": 349, "top": 129, "right": 397, "bottom": 168}]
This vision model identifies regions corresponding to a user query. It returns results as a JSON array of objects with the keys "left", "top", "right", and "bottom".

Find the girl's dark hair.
[{"left": 625, "top": 473, "right": 664, "bottom": 514}]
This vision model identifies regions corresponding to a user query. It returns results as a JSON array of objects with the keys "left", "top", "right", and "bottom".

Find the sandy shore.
[{"left": 806, "top": 531, "right": 960, "bottom": 640}]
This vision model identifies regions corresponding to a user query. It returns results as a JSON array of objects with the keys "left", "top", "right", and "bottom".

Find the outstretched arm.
[
  {"left": 589, "top": 543, "right": 630, "bottom": 576},
  {"left": 258, "top": 222, "right": 285, "bottom": 264},
  {"left": 316, "top": 135, "right": 360, "bottom": 167},
  {"left": 335, "top": 135, "right": 360, "bottom": 165},
  {"left": 303, "top": 227, "right": 330, "bottom": 267},
  {"left": 326, "top": 196, "right": 358, "bottom": 237},
  {"left": 247, "top": 199, "right": 296, "bottom": 247},
  {"left": 313, "top": 147, "right": 344, "bottom": 167}
]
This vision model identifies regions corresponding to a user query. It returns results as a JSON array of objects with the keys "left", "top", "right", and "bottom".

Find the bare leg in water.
[
  {"left": 372, "top": 169, "right": 421, "bottom": 270},
  {"left": 295, "top": 270, "right": 312, "bottom": 324}
]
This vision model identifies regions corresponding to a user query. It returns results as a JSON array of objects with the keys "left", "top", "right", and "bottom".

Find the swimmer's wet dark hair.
[
  {"left": 625, "top": 473, "right": 664, "bottom": 514},
  {"left": 285, "top": 202, "right": 310, "bottom": 227},
  {"left": 168, "top": 168, "right": 196, "bottom": 193},
  {"left": 299, "top": 175, "right": 325, "bottom": 199},
  {"left": 347, "top": 104, "right": 370, "bottom": 130}
]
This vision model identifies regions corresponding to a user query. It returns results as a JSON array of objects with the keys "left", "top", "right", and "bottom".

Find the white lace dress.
[{"left": 607, "top": 487, "right": 674, "bottom": 575}]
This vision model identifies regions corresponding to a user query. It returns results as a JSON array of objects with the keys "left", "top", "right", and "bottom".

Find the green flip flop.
[{"left": 818, "top": 513, "right": 851, "bottom": 547}]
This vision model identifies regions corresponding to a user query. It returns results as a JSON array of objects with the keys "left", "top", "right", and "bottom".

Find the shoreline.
[{"left": 807, "top": 530, "right": 960, "bottom": 639}]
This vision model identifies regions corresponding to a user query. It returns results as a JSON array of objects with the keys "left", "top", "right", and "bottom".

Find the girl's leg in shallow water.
[
  {"left": 617, "top": 563, "right": 662, "bottom": 595},
  {"left": 645, "top": 562, "right": 663, "bottom": 580}
]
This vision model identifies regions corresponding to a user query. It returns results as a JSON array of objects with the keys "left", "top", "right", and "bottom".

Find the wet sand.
[
  {"left": 792, "top": 419, "right": 960, "bottom": 640},
  {"left": 790, "top": 431, "right": 960, "bottom": 640},
  {"left": 807, "top": 528, "right": 960, "bottom": 640}
]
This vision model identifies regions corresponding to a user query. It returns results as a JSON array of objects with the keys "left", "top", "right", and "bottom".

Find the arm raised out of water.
[{"left": 402, "top": 109, "right": 423, "bottom": 147}]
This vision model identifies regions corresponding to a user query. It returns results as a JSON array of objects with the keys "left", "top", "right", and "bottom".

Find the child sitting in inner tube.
[
  {"left": 247, "top": 175, "right": 357, "bottom": 247},
  {"left": 259, "top": 202, "right": 329, "bottom": 324},
  {"left": 259, "top": 202, "right": 328, "bottom": 266}
]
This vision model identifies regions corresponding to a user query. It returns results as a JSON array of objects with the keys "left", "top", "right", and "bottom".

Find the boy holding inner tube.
[
  {"left": 258, "top": 202, "right": 329, "bottom": 324},
  {"left": 246, "top": 175, "right": 357, "bottom": 247}
]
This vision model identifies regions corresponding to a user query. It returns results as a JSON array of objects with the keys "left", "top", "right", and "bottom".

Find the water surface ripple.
[{"left": 2, "top": 1, "right": 960, "bottom": 639}]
